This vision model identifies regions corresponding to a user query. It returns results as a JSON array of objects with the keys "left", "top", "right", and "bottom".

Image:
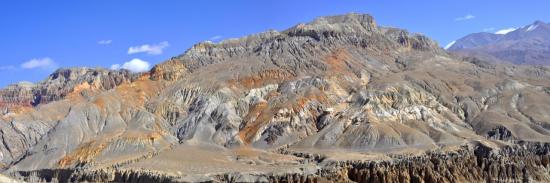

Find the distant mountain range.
[{"left": 448, "top": 20, "right": 550, "bottom": 65}]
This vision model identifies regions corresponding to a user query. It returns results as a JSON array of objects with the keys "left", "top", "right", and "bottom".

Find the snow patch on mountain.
[
  {"left": 444, "top": 41, "right": 456, "bottom": 50},
  {"left": 495, "top": 28, "right": 517, "bottom": 35},
  {"left": 526, "top": 24, "right": 539, "bottom": 32}
]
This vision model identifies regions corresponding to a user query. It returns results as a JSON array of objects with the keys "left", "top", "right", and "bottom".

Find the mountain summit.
[
  {"left": 449, "top": 20, "right": 550, "bottom": 65},
  {"left": 2, "top": 13, "right": 550, "bottom": 182}
]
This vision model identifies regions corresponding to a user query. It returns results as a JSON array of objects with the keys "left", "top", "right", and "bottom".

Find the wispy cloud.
[
  {"left": 209, "top": 35, "right": 223, "bottom": 41},
  {"left": 98, "top": 40, "right": 112, "bottom": 45},
  {"left": 21, "top": 57, "right": 57, "bottom": 70},
  {"left": 110, "top": 58, "right": 150, "bottom": 73},
  {"left": 495, "top": 28, "right": 517, "bottom": 35},
  {"left": 483, "top": 28, "right": 495, "bottom": 32},
  {"left": 444, "top": 41, "right": 456, "bottom": 50},
  {"left": 0, "top": 65, "right": 15, "bottom": 70},
  {"left": 128, "top": 41, "right": 169, "bottom": 55},
  {"left": 455, "top": 14, "right": 475, "bottom": 21}
]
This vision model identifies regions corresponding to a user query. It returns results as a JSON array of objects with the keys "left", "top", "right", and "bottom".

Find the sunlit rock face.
[{"left": 3, "top": 13, "right": 550, "bottom": 182}]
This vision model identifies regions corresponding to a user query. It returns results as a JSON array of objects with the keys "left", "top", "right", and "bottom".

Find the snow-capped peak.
[
  {"left": 444, "top": 41, "right": 456, "bottom": 50},
  {"left": 495, "top": 28, "right": 517, "bottom": 35},
  {"left": 526, "top": 24, "right": 539, "bottom": 32}
]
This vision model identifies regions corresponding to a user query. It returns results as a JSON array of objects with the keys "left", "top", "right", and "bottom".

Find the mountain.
[
  {"left": 449, "top": 21, "right": 550, "bottom": 65},
  {"left": 2, "top": 13, "right": 550, "bottom": 182},
  {"left": 0, "top": 68, "right": 137, "bottom": 115}
]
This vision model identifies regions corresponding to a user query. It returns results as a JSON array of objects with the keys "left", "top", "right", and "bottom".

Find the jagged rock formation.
[
  {"left": 1, "top": 13, "right": 550, "bottom": 182},
  {"left": 449, "top": 20, "right": 550, "bottom": 65},
  {"left": 0, "top": 68, "right": 137, "bottom": 115}
]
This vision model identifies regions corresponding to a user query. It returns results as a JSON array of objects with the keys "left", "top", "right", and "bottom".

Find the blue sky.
[{"left": 1, "top": 0, "right": 549, "bottom": 87}]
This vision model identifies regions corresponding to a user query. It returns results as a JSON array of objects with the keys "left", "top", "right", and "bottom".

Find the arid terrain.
[{"left": 2, "top": 13, "right": 550, "bottom": 182}]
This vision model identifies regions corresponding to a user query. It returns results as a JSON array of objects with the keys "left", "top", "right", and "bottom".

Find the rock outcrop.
[{"left": 0, "top": 68, "right": 137, "bottom": 115}]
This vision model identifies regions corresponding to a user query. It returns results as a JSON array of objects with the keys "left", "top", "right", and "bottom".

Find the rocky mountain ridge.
[
  {"left": 449, "top": 20, "right": 550, "bottom": 65},
  {"left": 1, "top": 13, "right": 550, "bottom": 182},
  {"left": 0, "top": 68, "right": 137, "bottom": 116}
]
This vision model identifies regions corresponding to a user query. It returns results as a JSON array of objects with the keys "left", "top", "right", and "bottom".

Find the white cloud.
[
  {"left": 455, "top": 14, "right": 475, "bottom": 21},
  {"left": 495, "top": 28, "right": 517, "bottom": 35},
  {"left": 209, "top": 35, "right": 223, "bottom": 41},
  {"left": 111, "top": 58, "right": 150, "bottom": 72},
  {"left": 0, "top": 65, "right": 15, "bottom": 70},
  {"left": 98, "top": 40, "right": 112, "bottom": 45},
  {"left": 128, "top": 41, "right": 169, "bottom": 55},
  {"left": 110, "top": 64, "right": 121, "bottom": 70},
  {"left": 444, "top": 41, "right": 456, "bottom": 50},
  {"left": 483, "top": 28, "right": 495, "bottom": 32},
  {"left": 21, "top": 57, "right": 57, "bottom": 69}
]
